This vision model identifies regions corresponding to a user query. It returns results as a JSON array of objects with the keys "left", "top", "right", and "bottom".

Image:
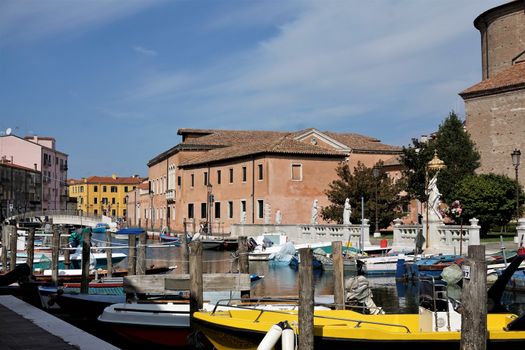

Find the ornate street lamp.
[
  {"left": 512, "top": 149, "right": 521, "bottom": 220},
  {"left": 425, "top": 151, "right": 446, "bottom": 248},
  {"left": 372, "top": 165, "right": 382, "bottom": 237}
]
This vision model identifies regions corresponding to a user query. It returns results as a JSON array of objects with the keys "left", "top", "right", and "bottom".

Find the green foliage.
[
  {"left": 400, "top": 111, "right": 480, "bottom": 202},
  {"left": 321, "top": 161, "right": 408, "bottom": 230},
  {"left": 452, "top": 173, "right": 524, "bottom": 235}
]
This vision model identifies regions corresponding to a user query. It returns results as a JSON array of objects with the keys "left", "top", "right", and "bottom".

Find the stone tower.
[{"left": 460, "top": 1, "right": 525, "bottom": 185}]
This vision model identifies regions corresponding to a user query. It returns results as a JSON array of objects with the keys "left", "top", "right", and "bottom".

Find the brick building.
[
  {"left": 460, "top": 1, "right": 525, "bottom": 185},
  {"left": 128, "top": 128, "right": 401, "bottom": 233}
]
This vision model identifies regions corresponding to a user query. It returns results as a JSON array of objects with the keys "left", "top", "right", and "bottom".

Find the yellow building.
[{"left": 68, "top": 175, "right": 143, "bottom": 218}]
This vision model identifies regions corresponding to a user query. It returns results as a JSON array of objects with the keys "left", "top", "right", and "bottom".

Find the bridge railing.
[{"left": 7, "top": 210, "right": 104, "bottom": 222}]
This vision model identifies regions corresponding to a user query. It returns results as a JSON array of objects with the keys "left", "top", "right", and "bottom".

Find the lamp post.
[
  {"left": 425, "top": 151, "right": 446, "bottom": 249},
  {"left": 372, "top": 165, "right": 381, "bottom": 237},
  {"left": 512, "top": 149, "right": 521, "bottom": 220}
]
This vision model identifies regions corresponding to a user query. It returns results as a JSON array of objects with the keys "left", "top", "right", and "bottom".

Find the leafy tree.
[
  {"left": 321, "top": 161, "right": 408, "bottom": 230},
  {"left": 452, "top": 173, "right": 524, "bottom": 235},
  {"left": 400, "top": 111, "right": 480, "bottom": 203}
]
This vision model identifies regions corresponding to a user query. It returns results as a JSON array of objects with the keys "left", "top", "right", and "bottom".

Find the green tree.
[
  {"left": 321, "top": 161, "right": 408, "bottom": 230},
  {"left": 452, "top": 173, "right": 524, "bottom": 235},
  {"left": 400, "top": 111, "right": 480, "bottom": 203}
]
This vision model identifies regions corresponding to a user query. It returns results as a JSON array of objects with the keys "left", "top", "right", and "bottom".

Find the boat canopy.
[{"left": 115, "top": 228, "right": 145, "bottom": 235}]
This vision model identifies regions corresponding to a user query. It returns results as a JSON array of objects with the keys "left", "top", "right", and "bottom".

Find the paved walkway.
[{"left": 0, "top": 296, "right": 118, "bottom": 350}]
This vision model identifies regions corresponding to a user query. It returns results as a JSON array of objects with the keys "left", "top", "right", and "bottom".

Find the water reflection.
[{"left": 99, "top": 238, "right": 525, "bottom": 314}]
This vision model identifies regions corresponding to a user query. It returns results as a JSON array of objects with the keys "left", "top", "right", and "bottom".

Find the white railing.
[
  {"left": 392, "top": 217, "right": 480, "bottom": 254},
  {"left": 165, "top": 189, "right": 175, "bottom": 201},
  {"left": 231, "top": 221, "right": 371, "bottom": 247}
]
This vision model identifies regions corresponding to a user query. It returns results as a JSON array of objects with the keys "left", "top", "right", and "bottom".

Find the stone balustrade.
[
  {"left": 231, "top": 221, "right": 371, "bottom": 247},
  {"left": 392, "top": 217, "right": 481, "bottom": 254}
]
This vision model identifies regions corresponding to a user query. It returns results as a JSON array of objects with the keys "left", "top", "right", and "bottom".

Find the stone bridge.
[{"left": 6, "top": 210, "right": 113, "bottom": 228}]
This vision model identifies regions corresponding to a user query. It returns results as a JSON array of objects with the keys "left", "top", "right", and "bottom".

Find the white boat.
[{"left": 359, "top": 254, "right": 414, "bottom": 275}]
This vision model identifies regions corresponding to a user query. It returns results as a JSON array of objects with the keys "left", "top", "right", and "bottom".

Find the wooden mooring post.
[
  {"left": 9, "top": 225, "right": 17, "bottom": 272},
  {"left": 137, "top": 231, "right": 147, "bottom": 275},
  {"left": 238, "top": 236, "right": 250, "bottom": 299},
  {"left": 105, "top": 231, "right": 112, "bottom": 277},
  {"left": 61, "top": 227, "right": 70, "bottom": 270},
  {"left": 181, "top": 221, "right": 189, "bottom": 274},
  {"left": 51, "top": 226, "right": 60, "bottom": 286},
  {"left": 128, "top": 234, "right": 136, "bottom": 275},
  {"left": 460, "top": 245, "right": 487, "bottom": 350},
  {"left": 26, "top": 227, "right": 35, "bottom": 272},
  {"left": 189, "top": 240, "right": 203, "bottom": 328},
  {"left": 332, "top": 241, "right": 345, "bottom": 310},
  {"left": 80, "top": 228, "right": 91, "bottom": 294},
  {"left": 1, "top": 225, "right": 8, "bottom": 272},
  {"left": 298, "top": 247, "right": 314, "bottom": 350}
]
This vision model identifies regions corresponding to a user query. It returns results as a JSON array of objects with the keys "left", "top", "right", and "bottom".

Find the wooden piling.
[
  {"left": 298, "top": 247, "right": 314, "bottom": 350},
  {"left": 137, "top": 231, "right": 147, "bottom": 275},
  {"left": 105, "top": 231, "right": 113, "bottom": 277},
  {"left": 26, "top": 227, "right": 35, "bottom": 273},
  {"left": 460, "top": 245, "right": 487, "bottom": 350},
  {"left": 332, "top": 241, "right": 345, "bottom": 310},
  {"left": 80, "top": 228, "right": 91, "bottom": 294},
  {"left": 181, "top": 223, "right": 189, "bottom": 274},
  {"left": 1, "top": 225, "right": 7, "bottom": 272},
  {"left": 9, "top": 225, "right": 17, "bottom": 272},
  {"left": 51, "top": 226, "right": 60, "bottom": 286},
  {"left": 62, "top": 227, "right": 71, "bottom": 270},
  {"left": 189, "top": 240, "right": 203, "bottom": 328},
  {"left": 128, "top": 234, "right": 136, "bottom": 275},
  {"left": 238, "top": 236, "right": 250, "bottom": 298}
]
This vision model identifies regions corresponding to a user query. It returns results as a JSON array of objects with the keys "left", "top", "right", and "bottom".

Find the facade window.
[
  {"left": 241, "top": 200, "right": 246, "bottom": 213},
  {"left": 94, "top": 209, "right": 98, "bottom": 215},
  {"left": 291, "top": 164, "right": 302, "bottom": 181},
  {"left": 215, "top": 202, "right": 221, "bottom": 219},
  {"left": 217, "top": 170, "right": 221, "bottom": 185},
  {"left": 188, "top": 204, "right": 194, "bottom": 219},
  {"left": 242, "top": 166, "right": 247, "bottom": 182},
  {"left": 94, "top": 186, "right": 98, "bottom": 193},
  {"left": 258, "top": 164, "right": 263, "bottom": 180},
  {"left": 112, "top": 209, "right": 116, "bottom": 216},
  {"left": 228, "top": 201, "right": 233, "bottom": 219},
  {"left": 111, "top": 186, "right": 117, "bottom": 193},
  {"left": 103, "top": 185, "right": 107, "bottom": 192},
  {"left": 201, "top": 203, "right": 207, "bottom": 219},
  {"left": 80, "top": 186, "right": 84, "bottom": 193},
  {"left": 257, "top": 200, "right": 264, "bottom": 219},
  {"left": 94, "top": 198, "right": 98, "bottom": 204},
  {"left": 112, "top": 198, "right": 116, "bottom": 204},
  {"left": 191, "top": 174, "right": 195, "bottom": 188},
  {"left": 124, "top": 186, "right": 128, "bottom": 192},
  {"left": 177, "top": 176, "right": 181, "bottom": 187},
  {"left": 123, "top": 209, "right": 127, "bottom": 217},
  {"left": 204, "top": 172, "right": 208, "bottom": 186},
  {"left": 229, "top": 168, "right": 233, "bottom": 183},
  {"left": 102, "top": 197, "right": 108, "bottom": 204}
]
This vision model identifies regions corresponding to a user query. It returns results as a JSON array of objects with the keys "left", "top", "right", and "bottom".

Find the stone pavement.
[{"left": 0, "top": 296, "right": 118, "bottom": 350}]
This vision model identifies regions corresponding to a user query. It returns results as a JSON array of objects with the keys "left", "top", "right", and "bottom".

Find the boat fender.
[
  {"left": 281, "top": 321, "right": 295, "bottom": 350},
  {"left": 257, "top": 321, "right": 285, "bottom": 350}
]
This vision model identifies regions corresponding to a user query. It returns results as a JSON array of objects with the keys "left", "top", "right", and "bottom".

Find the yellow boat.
[{"left": 193, "top": 307, "right": 525, "bottom": 350}]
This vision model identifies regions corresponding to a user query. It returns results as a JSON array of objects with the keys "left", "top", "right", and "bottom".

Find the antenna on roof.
[{"left": 5, "top": 128, "right": 12, "bottom": 135}]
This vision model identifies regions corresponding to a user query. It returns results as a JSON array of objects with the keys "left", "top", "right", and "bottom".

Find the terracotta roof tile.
[
  {"left": 69, "top": 176, "right": 144, "bottom": 185},
  {"left": 460, "top": 62, "right": 525, "bottom": 98},
  {"left": 323, "top": 131, "right": 401, "bottom": 152}
]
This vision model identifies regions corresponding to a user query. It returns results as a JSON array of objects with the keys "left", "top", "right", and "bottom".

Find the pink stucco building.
[
  {"left": 127, "top": 128, "right": 403, "bottom": 233},
  {"left": 0, "top": 134, "right": 68, "bottom": 211}
]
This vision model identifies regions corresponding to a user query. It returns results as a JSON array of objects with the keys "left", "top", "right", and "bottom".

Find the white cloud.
[
  {"left": 115, "top": 1, "right": 506, "bottom": 140},
  {"left": 132, "top": 45, "right": 158, "bottom": 57},
  {"left": 0, "top": 0, "right": 162, "bottom": 47}
]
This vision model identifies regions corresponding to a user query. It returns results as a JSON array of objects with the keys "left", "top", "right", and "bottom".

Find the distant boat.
[
  {"left": 159, "top": 232, "right": 181, "bottom": 245},
  {"left": 92, "top": 223, "right": 109, "bottom": 234},
  {"left": 114, "top": 227, "right": 145, "bottom": 240}
]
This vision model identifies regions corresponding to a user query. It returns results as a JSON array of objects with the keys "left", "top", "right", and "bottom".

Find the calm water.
[{"left": 99, "top": 236, "right": 525, "bottom": 315}]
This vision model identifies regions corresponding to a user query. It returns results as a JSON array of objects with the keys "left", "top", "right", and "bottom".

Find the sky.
[{"left": 0, "top": 0, "right": 505, "bottom": 179}]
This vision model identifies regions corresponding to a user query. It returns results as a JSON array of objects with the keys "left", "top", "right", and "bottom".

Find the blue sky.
[{"left": 0, "top": 0, "right": 504, "bottom": 179}]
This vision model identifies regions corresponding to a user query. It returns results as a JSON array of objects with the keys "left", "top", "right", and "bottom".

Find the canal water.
[{"left": 74, "top": 236, "right": 525, "bottom": 348}]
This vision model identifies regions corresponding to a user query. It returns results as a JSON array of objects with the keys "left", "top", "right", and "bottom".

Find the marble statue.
[
  {"left": 427, "top": 173, "right": 443, "bottom": 221},
  {"left": 343, "top": 198, "right": 352, "bottom": 225},
  {"left": 311, "top": 199, "right": 319, "bottom": 225},
  {"left": 275, "top": 210, "right": 282, "bottom": 225}
]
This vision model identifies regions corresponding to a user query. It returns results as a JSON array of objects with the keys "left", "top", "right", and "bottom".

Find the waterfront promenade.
[{"left": 0, "top": 296, "right": 117, "bottom": 350}]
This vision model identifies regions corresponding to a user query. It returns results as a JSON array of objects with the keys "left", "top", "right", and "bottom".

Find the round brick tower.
[{"left": 474, "top": 1, "right": 525, "bottom": 80}]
